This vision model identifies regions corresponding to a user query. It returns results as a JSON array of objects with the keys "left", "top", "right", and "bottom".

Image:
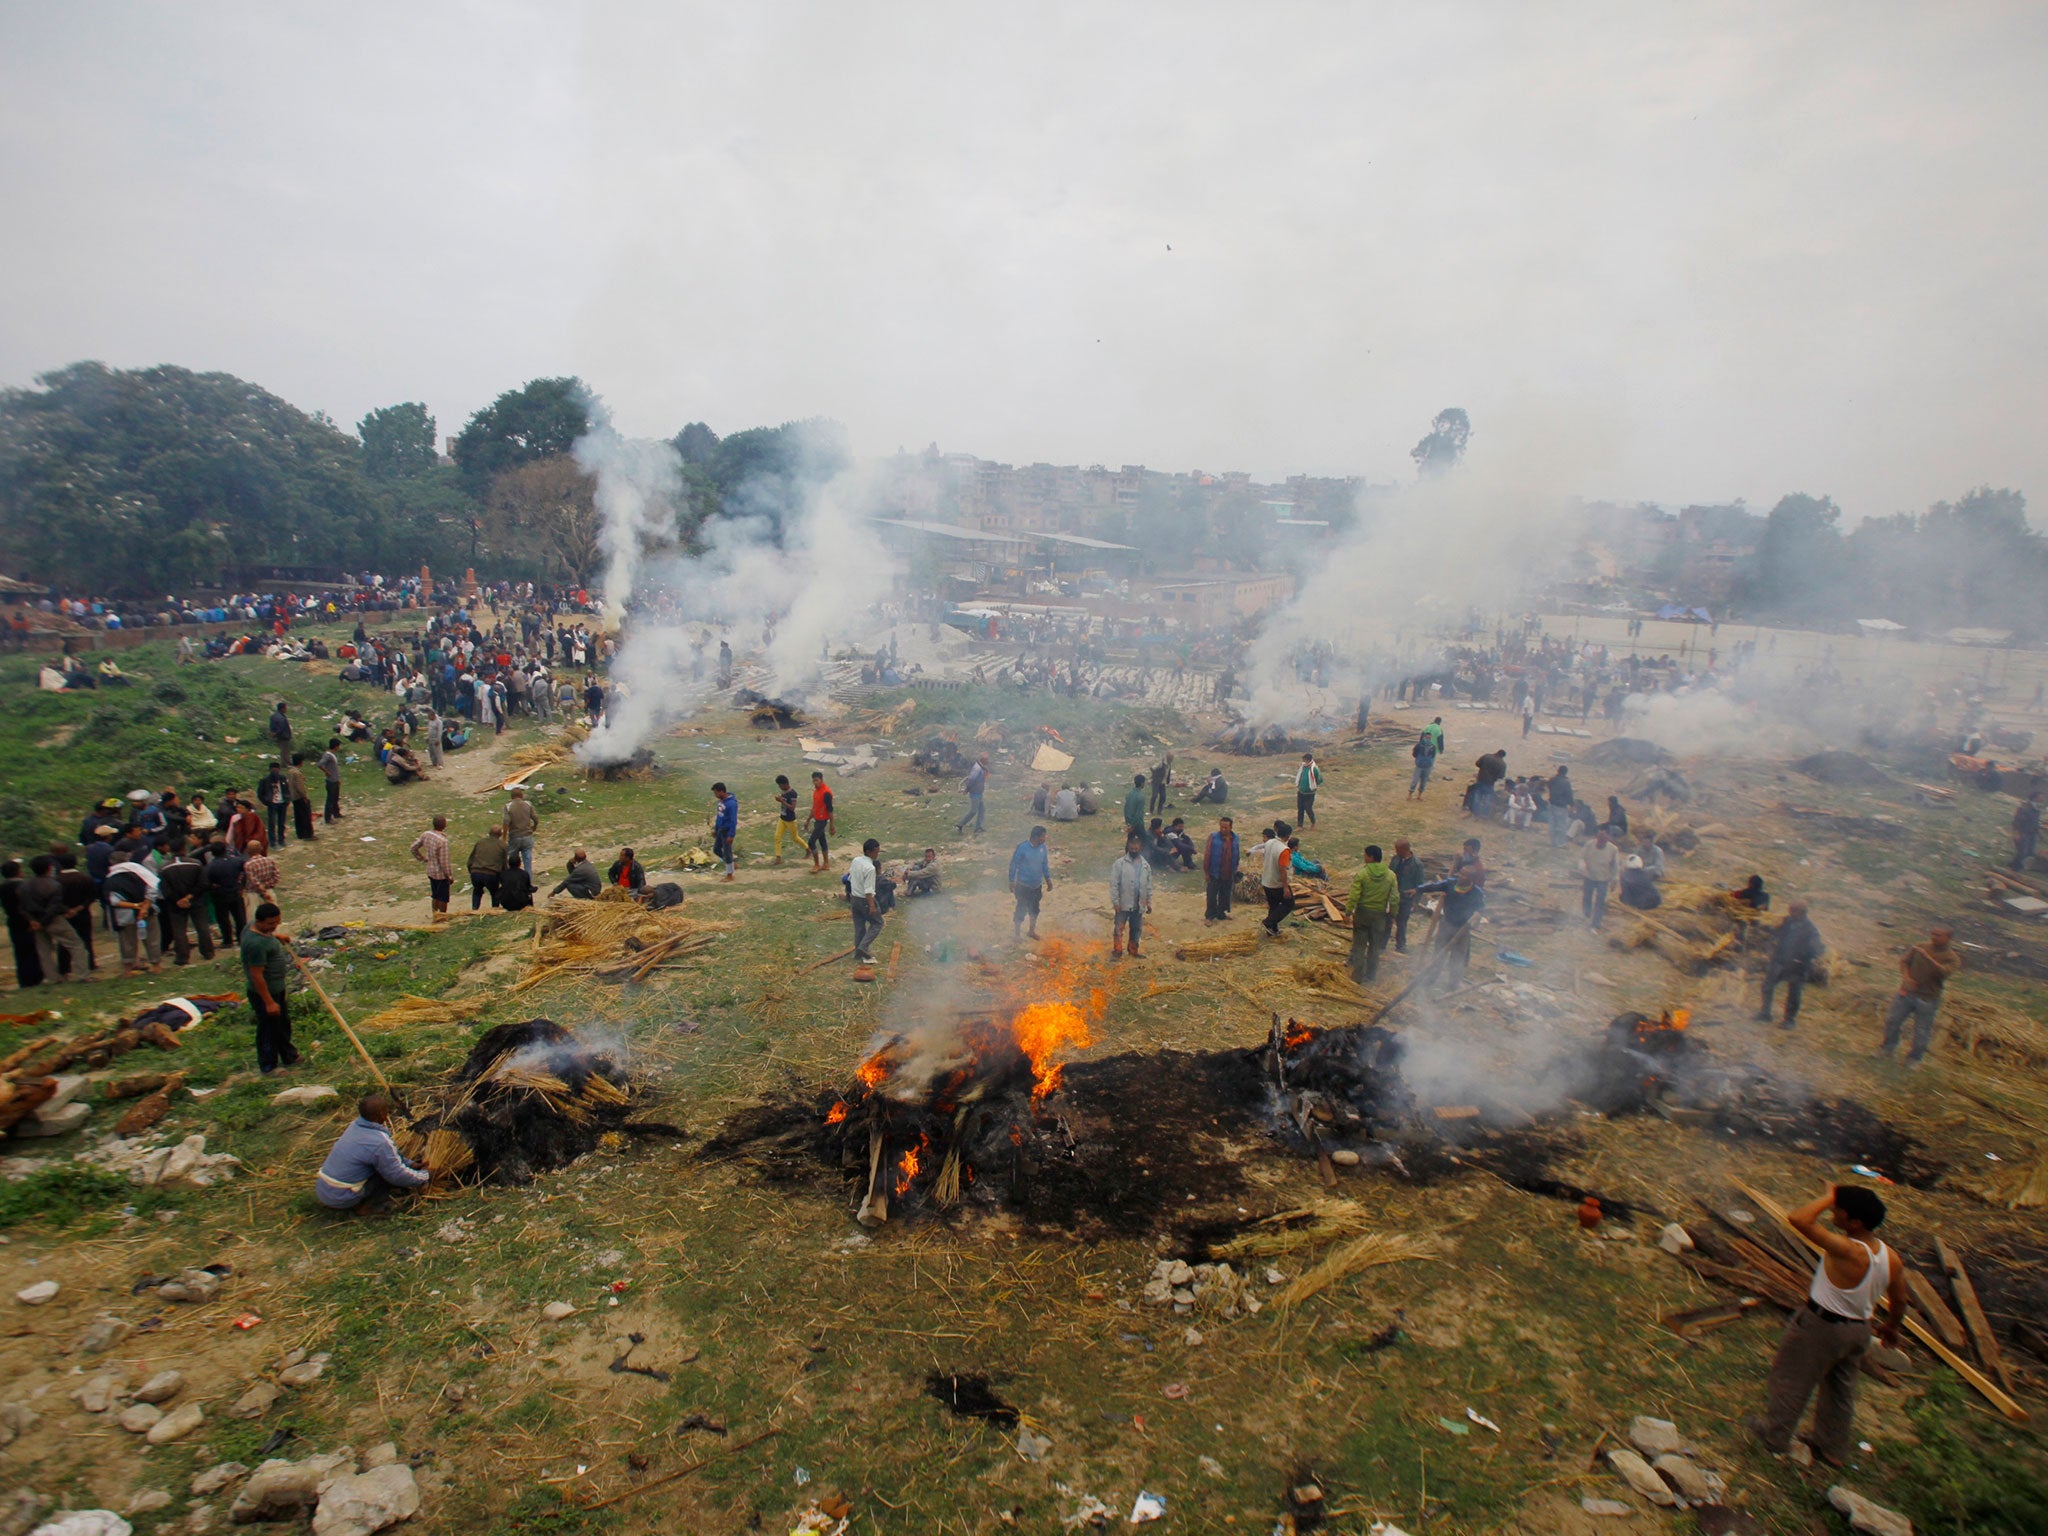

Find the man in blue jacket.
[
  {"left": 1202, "top": 816, "right": 1240, "bottom": 923},
  {"left": 1009, "top": 825, "right": 1052, "bottom": 940},
  {"left": 711, "top": 782, "right": 739, "bottom": 882},
  {"left": 314, "top": 1094, "right": 430, "bottom": 1214}
]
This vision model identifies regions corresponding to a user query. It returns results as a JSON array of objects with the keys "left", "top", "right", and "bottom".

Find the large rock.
[
  {"left": 278, "top": 1360, "right": 326, "bottom": 1388},
  {"left": 75, "top": 1314, "right": 133, "bottom": 1355},
  {"left": 229, "top": 1454, "right": 353, "bottom": 1525},
  {"left": 0, "top": 1401, "right": 40, "bottom": 1447},
  {"left": 133, "top": 1371, "right": 184, "bottom": 1406},
  {"left": 1, "top": 1490, "right": 46, "bottom": 1536},
  {"left": 360, "top": 1445, "right": 398, "bottom": 1470},
  {"left": 311, "top": 1465, "right": 420, "bottom": 1536},
  {"left": 118, "top": 1403, "right": 164, "bottom": 1435},
  {"left": 271, "top": 1086, "right": 339, "bottom": 1106},
  {"left": 16, "top": 1281, "right": 59, "bottom": 1306},
  {"left": 155, "top": 1268, "right": 223, "bottom": 1304},
  {"left": 26, "top": 1514, "right": 130, "bottom": 1536},
  {"left": 121, "top": 1493, "right": 170, "bottom": 1517},
  {"left": 16, "top": 1102, "right": 91, "bottom": 1137},
  {"left": 190, "top": 1465, "right": 250, "bottom": 1498},
  {"left": 159, "top": 1137, "right": 210, "bottom": 1184},
  {"left": 36, "top": 1076, "right": 90, "bottom": 1115},
  {"left": 1827, "top": 1487, "right": 1913, "bottom": 1536},
  {"left": 146, "top": 1401, "right": 204, "bottom": 1444},
  {"left": 1627, "top": 1416, "right": 1684, "bottom": 1457},
  {"left": 74, "top": 1372, "right": 127, "bottom": 1414},
  {"left": 227, "top": 1382, "right": 281, "bottom": 1420},
  {"left": 1651, "top": 1454, "right": 1723, "bottom": 1504},
  {"left": 1606, "top": 1447, "right": 1677, "bottom": 1506}
]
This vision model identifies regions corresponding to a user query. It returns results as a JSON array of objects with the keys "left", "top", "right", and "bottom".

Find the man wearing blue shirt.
[
  {"left": 1009, "top": 825, "right": 1052, "bottom": 940},
  {"left": 315, "top": 1094, "right": 430, "bottom": 1214},
  {"left": 711, "top": 782, "right": 739, "bottom": 882}
]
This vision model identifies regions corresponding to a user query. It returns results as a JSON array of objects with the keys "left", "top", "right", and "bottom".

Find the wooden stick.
[
  {"left": 1936, "top": 1237, "right": 2018, "bottom": 1396},
  {"left": 1367, "top": 919, "right": 1473, "bottom": 1027},
  {"left": 802, "top": 946, "right": 856, "bottom": 975},
  {"left": 289, "top": 953, "right": 392, "bottom": 1093},
  {"left": 1733, "top": 1180, "right": 2028, "bottom": 1422},
  {"left": 575, "top": 1425, "right": 782, "bottom": 1511},
  {"left": 1901, "top": 1266, "right": 1970, "bottom": 1352},
  {"left": 886, "top": 941, "right": 902, "bottom": 981}
]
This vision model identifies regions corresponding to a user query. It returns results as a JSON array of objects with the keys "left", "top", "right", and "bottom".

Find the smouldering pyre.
[{"left": 819, "top": 943, "right": 1110, "bottom": 1226}]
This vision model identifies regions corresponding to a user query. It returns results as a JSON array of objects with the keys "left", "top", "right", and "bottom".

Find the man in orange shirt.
[{"left": 807, "top": 771, "right": 835, "bottom": 873}]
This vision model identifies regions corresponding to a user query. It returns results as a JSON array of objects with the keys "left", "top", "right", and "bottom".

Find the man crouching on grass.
[
  {"left": 1747, "top": 1183, "right": 1908, "bottom": 1467},
  {"left": 315, "top": 1094, "right": 430, "bottom": 1216}
]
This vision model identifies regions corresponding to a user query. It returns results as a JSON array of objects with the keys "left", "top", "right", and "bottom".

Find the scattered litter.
[
  {"left": 1161, "top": 1383, "right": 1189, "bottom": 1400},
  {"left": 1016, "top": 1427, "right": 1052, "bottom": 1462},
  {"left": 1062, "top": 1494, "right": 1113, "bottom": 1529},
  {"left": 1436, "top": 1416, "right": 1471, "bottom": 1435},
  {"left": 359, "top": 836, "right": 377, "bottom": 842},
  {"left": 1197, "top": 1456, "right": 1224, "bottom": 1478},
  {"left": 1466, "top": 1407, "right": 1501, "bottom": 1433},
  {"left": 1128, "top": 1491, "right": 1165, "bottom": 1524},
  {"left": 793, "top": 1466, "right": 811, "bottom": 1486},
  {"left": 232, "top": 1314, "right": 262, "bottom": 1330}
]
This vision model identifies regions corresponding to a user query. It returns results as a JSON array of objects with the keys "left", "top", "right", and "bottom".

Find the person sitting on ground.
[
  {"left": 1030, "top": 783, "right": 1051, "bottom": 816},
  {"left": 1192, "top": 767, "right": 1228, "bottom": 804},
  {"left": 384, "top": 744, "right": 425, "bottom": 784},
  {"left": 1618, "top": 854, "right": 1662, "bottom": 910},
  {"left": 1162, "top": 817, "right": 1197, "bottom": 870},
  {"left": 551, "top": 849, "right": 601, "bottom": 900},
  {"left": 1730, "top": 874, "right": 1770, "bottom": 911},
  {"left": 903, "top": 847, "right": 941, "bottom": 897},
  {"left": 340, "top": 709, "right": 372, "bottom": 743},
  {"left": 607, "top": 846, "right": 646, "bottom": 895},
  {"left": 1506, "top": 779, "right": 1536, "bottom": 830},
  {"left": 314, "top": 1093, "right": 431, "bottom": 1215},
  {"left": 1604, "top": 794, "right": 1629, "bottom": 837},
  {"left": 1051, "top": 783, "right": 1080, "bottom": 822},
  {"left": 1634, "top": 832, "right": 1666, "bottom": 882}
]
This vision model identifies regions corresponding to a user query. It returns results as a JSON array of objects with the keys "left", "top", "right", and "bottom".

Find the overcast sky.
[{"left": 3, "top": 2, "right": 2044, "bottom": 520}]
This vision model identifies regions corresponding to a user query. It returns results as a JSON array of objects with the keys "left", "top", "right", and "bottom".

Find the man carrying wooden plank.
[{"left": 1746, "top": 1184, "right": 1908, "bottom": 1468}]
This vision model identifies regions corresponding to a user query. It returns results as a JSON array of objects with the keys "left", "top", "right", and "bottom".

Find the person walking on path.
[
  {"left": 503, "top": 786, "right": 538, "bottom": 874},
  {"left": 772, "top": 775, "right": 801, "bottom": 865},
  {"left": 711, "top": 783, "right": 740, "bottom": 881},
  {"left": 807, "top": 771, "right": 835, "bottom": 872},
  {"left": 1258, "top": 821, "right": 1296, "bottom": 937},
  {"left": 319, "top": 738, "right": 343, "bottom": 823},
  {"left": 2014, "top": 791, "right": 2042, "bottom": 872},
  {"left": 1347, "top": 844, "right": 1400, "bottom": 984},
  {"left": 1747, "top": 1184, "right": 1905, "bottom": 1468},
  {"left": 411, "top": 815, "right": 453, "bottom": 920},
  {"left": 1759, "top": 901, "right": 1824, "bottom": 1027},
  {"left": 240, "top": 901, "right": 299, "bottom": 1074},
  {"left": 848, "top": 838, "right": 884, "bottom": 962},
  {"left": 1110, "top": 831, "right": 1153, "bottom": 959},
  {"left": 1389, "top": 837, "right": 1426, "bottom": 953},
  {"left": 1295, "top": 752, "right": 1324, "bottom": 828},
  {"left": 1009, "top": 825, "right": 1052, "bottom": 940},
  {"left": 955, "top": 755, "right": 990, "bottom": 836},
  {"left": 467, "top": 825, "right": 508, "bottom": 909},
  {"left": 1580, "top": 827, "right": 1620, "bottom": 930},
  {"left": 1408, "top": 732, "right": 1437, "bottom": 798},
  {"left": 1122, "top": 774, "right": 1149, "bottom": 845},
  {"left": 1880, "top": 928, "right": 1959, "bottom": 1067},
  {"left": 1202, "top": 816, "right": 1240, "bottom": 923}
]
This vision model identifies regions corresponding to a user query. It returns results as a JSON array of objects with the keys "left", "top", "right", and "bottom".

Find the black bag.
[
  {"left": 647, "top": 882, "right": 686, "bottom": 911},
  {"left": 499, "top": 866, "right": 534, "bottom": 911}
]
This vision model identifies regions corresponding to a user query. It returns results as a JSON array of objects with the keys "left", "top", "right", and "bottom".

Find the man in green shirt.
[
  {"left": 239, "top": 901, "right": 298, "bottom": 1075},
  {"left": 1123, "top": 774, "right": 1149, "bottom": 845},
  {"left": 1295, "top": 752, "right": 1325, "bottom": 828},
  {"left": 1346, "top": 844, "right": 1400, "bottom": 984}
]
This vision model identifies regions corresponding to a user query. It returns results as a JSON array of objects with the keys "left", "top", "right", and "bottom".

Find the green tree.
[
  {"left": 358, "top": 402, "right": 439, "bottom": 480},
  {"left": 1735, "top": 493, "right": 1845, "bottom": 617},
  {"left": 672, "top": 421, "right": 719, "bottom": 465},
  {"left": 449, "top": 377, "right": 589, "bottom": 495},
  {"left": 1410, "top": 407, "right": 1471, "bottom": 478}
]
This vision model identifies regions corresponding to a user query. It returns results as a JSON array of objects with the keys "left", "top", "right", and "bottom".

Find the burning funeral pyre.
[
  {"left": 396, "top": 1020, "right": 681, "bottom": 1186},
  {"left": 1208, "top": 721, "right": 1306, "bottom": 756}
]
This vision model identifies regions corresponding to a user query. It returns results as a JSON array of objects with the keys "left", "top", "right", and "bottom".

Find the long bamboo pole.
[{"left": 290, "top": 952, "right": 393, "bottom": 1093}]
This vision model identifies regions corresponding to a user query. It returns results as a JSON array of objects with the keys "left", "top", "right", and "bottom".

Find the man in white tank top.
[{"left": 1747, "top": 1184, "right": 1907, "bottom": 1467}]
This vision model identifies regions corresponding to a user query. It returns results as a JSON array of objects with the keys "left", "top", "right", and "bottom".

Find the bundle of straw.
[
  {"left": 1209, "top": 1199, "right": 1374, "bottom": 1261},
  {"left": 424, "top": 1128, "right": 475, "bottom": 1178},
  {"left": 1174, "top": 930, "right": 1262, "bottom": 962},
  {"left": 1275, "top": 1230, "right": 1444, "bottom": 1308},
  {"left": 359, "top": 995, "right": 468, "bottom": 1031},
  {"left": 1945, "top": 997, "right": 2048, "bottom": 1069},
  {"left": 492, "top": 1065, "right": 571, "bottom": 1094}
]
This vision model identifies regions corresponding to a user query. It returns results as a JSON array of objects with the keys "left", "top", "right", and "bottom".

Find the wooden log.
[
  {"left": 1734, "top": 1180, "right": 2028, "bottom": 1423},
  {"left": 1676, "top": 1254, "right": 1803, "bottom": 1311},
  {"left": 1661, "top": 1298, "right": 1763, "bottom": 1338},
  {"left": 0, "top": 1035, "right": 59, "bottom": 1074},
  {"left": 1936, "top": 1237, "right": 2019, "bottom": 1397},
  {"left": 1901, "top": 1265, "right": 1970, "bottom": 1352},
  {"left": 803, "top": 947, "right": 856, "bottom": 975}
]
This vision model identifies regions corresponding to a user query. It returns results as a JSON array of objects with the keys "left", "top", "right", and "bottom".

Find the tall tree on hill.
[
  {"left": 450, "top": 377, "right": 589, "bottom": 495},
  {"left": 481, "top": 457, "right": 603, "bottom": 585},
  {"left": 0, "top": 361, "right": 391, "bottom": 590},
  {"left": 358, "top": 402, "right": 440, "bottom": 480},
  {"left": 1737, "top": 493, "right": 1845, "bottom": 617},
  {"left": 1410, "top": 408, "right": 1471, "bottom": 478}
]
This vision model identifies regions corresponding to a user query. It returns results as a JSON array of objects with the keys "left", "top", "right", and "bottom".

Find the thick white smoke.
[
  {"left": 573, "top": 402, "right": 684, "bottom": 629},
  {"left": 1241, "top": 404, "right": 1614, "bottom": 724},
  {"left": 572, "top": 412, "right": 901, "bottom": 765}
]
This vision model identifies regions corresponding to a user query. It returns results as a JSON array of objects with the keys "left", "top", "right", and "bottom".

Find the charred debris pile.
[
  {"left": 705, "top": 980, "right": 1937, "bottom": 1235},
  {"left": 396, "top": 1019, "right": 682, "bottom": 1187}
]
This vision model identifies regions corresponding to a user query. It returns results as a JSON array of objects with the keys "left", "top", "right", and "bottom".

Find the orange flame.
[
  {"left": 1283, "top": 1022, "right": 1317, "bottom": 1050},
  {"left": 1670, "top": 1008, "right": 1690, "bottom": 1031},
  {"left": 824, "top": 1101, "right": 848, "bottom": 1125},
  {"left": 856, "top": 1051, "right": 892, "bottom": 1090},
  {"left": 894, "top": 1135, "right": 927, "bottom": 1195},
  {"left": 1011, "top": 997, "right": 1098, "bottom": 1103}
]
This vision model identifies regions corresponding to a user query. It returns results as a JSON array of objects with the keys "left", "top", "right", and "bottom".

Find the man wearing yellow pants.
[{"left": 773, "top": 775, "right": 802, "bottom": 864}]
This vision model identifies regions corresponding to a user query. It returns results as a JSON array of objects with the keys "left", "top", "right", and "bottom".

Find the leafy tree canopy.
[
  {"left": 1410, "top": 407, "right": 1471, "bottom": 478},
  {"left": 358, "top": 401, "right": 439, "bottom": 480},
  {"left": 449, "top": 376, "right": 589, "bottom": 494}
]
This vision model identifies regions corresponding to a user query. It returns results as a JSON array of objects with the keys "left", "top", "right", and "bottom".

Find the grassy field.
[{"left": 1, "top": 632, "right": 2044, "bottom": 1534}]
